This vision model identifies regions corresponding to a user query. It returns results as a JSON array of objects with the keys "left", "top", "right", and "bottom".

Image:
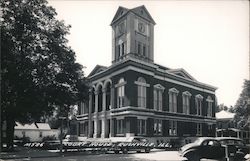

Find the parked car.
[
  {"left": 43, "top": 140, "right": 60, "bottom": 150},
  {"left": 216, "top": 137, "right": 249, "bottom": 160},
  {"left": 63, "top": 135, "right": 79, "bottom": 142},
  {"left": 111, "top": 136, "right": 154, "bottom": 154},
  {"left": 179, "top": 137, "right": 225, "bottom": 161}
]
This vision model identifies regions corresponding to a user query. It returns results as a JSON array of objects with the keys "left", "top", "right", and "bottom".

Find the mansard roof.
[
  {"left": 88, "top": 65, "right": 107, "bottom": 77},
  {"left": 111, "top": 5, "right": 156, "bottom": 25}
]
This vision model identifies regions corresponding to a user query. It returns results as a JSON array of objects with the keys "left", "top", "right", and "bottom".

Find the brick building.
[{"left": 77, "top": 5, "right": 217, "bottom": 143}]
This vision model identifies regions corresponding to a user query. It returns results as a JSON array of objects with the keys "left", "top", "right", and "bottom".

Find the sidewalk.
[
  {"left": 0, "top": 148, "right": 59, "bottom": 160},
  {"left": 0, "top": 148, "right": 105, "bottom": 160}
]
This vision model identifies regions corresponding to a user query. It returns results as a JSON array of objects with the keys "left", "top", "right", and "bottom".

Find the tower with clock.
[
  {"left": 110, "top": 5, "right": 156, "bottom": 64},
  {"left": 77, "top": 5, "right": 217, "bottom": 143}
]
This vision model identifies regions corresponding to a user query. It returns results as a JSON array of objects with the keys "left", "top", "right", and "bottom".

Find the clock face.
[
  {"left": 138, "top": 22, "right": 145, "bottom": 33},
  {"left": 118, "top": 22, "right": 125, "bottom": 34}
]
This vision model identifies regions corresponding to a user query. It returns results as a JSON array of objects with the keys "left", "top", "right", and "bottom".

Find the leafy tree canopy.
[
  {"left": 1, "top": 0, "right": 88, "bottom": 149},
  {"left": 232, "top": 80, "right": 250, "bottom": 130}
]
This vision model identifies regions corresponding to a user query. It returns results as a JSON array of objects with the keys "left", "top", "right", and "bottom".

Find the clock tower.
[{"left": 111, "top": 6, "right": 156, "bottom": 64}]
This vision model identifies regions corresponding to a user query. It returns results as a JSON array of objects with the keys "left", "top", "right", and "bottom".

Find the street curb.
[
  {"left": 0, "top": 150, "right": 105, "bottom": 160},
  {"left": 0, "top": 152, "right": 60, "bottom": 160}
]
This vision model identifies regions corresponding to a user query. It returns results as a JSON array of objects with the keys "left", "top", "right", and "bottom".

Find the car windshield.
[
  {"left": 132, "top": 138, "right": 148, "bottom": 142},
  {"left": 193, "top": 138, "right": 203, "bottom": 145}
]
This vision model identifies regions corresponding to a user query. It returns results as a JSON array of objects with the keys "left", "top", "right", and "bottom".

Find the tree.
[
  {"left": 1, "top": 0, "right": 88, "bottom": 150},
  {"left": 232, "top": 80, "right": 250, "bottom": 130},
  {"left": 217, "top": 104, "right": 229, "bottom": 112}
]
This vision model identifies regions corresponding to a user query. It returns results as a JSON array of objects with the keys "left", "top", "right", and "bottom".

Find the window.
[
  {"left": 22, "top": 131, "right": 26, "bottom": 138},
  {"left": 143, "top": 45, "right": 146, "bottom": 56},
  {"left": 136, "top": 77, "right": 147, "bottom": 108},
  {"left": 91, "top": 88, "right": 95, "bottom": 113},
  {"left": 154, "top": 119, "right": 162, "bottom": 135},
  {"left": 79, "top": 123, "right": 84, "bottom": 135},
  {"left": 169, "top": 120, "right": 177, "bottom": 136},
  {"left": 195, "top": 95, "right": 203, "bottom": 115},
  {"left": 137, "top": 119, "right": 146, "bottom": 135},
  {"left": 39, "top": 132, "right": 42, "bottom": 138},
  {"left": 182, "top": 91, "right": 191, "bottom": 114},
  {"left": 138, "top": 43, "right": 141, "bottom": 54},
  {"left": 117, "top": 119, "right": 124, "bottom": 134},
  {"left": 197, "top": 123, "right": 202, "bottom": 136},
  {"left": 97, "top": 86, "right": 103, "bottom": 112},
  {"left": 169, "top": 88, "right": 179, "bottom": 112},
  {"left": 154, "top": 84, "right": 165, "bottom": 111},
  {"left": 106, "top": 83, "right": 111, "bottom": 111},
  {"left": 206, "top": 96, "right": 213, "bottom": 117},
  {"left": 119, "top": 43, "right": 125, "bottom": 57},
  {"left": 117, "top": 78, "right": 125, "bottom": 108},
  {"left": 121, "top": 43, "right": 124, "bottom": 56},
  {"left": 117, "top": 41, "right": 126, "bottom": 58}
]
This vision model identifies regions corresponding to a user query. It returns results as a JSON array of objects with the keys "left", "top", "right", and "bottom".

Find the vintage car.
[
  {"left": 43, "top": 140, "right": 60, "bottom": 150},
  {"left": 110, "top": 136, "right": 154, "bottom": 154},
  {"left": 63, "top": 135, "right": 79, "bottom": 142},
  {"left": 179, "top": 137, "right": 225, "bottom": 161},
  {"left": 216, "top": 137, "right": 249, "bottom": 160}
]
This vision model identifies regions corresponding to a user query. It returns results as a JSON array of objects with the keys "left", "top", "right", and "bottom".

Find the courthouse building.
[{"left": 77, "top": 6, "right": 217, "bottom": 143}]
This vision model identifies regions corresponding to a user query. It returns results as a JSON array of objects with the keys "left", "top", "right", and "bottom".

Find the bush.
[{"left": 42, "top": 135, "right": 57, "bottom": 142}]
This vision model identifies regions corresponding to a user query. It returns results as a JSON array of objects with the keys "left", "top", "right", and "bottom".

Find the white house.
[
  {"left": 216, "top": 110, "right": 250, "bottom": 144},
  {"left": 14, "top": 122, "right": 59, "bottom": 142}
]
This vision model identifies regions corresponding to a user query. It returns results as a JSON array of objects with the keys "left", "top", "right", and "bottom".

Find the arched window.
[
  {"left": 206, "top": 96, "right": 213, "bottom": 117},
  {"left": 91, "top": 87, "right": 95, "bottom": 113},
  {"left": 117, "top": 78, "right": 125, "bottom": 108},
  {"left": 137, "top": 77, "right": 147, "bottom": 108},
  {"left": 169, "top": 88, "right": 179, "bottom": 112},
  {"left": 195, "top": 94, "right": 203, "bottom": 116},
  {"left": 105, "top": 82, "right": 111, "bottom": 111},
  {"left": 97, "top": 85, "right": 103, "bottom": 112},
  {"left": 182, "top": 91, "right": 192, "bottom": 114},
  {"left": 154, "top": 84, "right": 165, "bottom": 111}
]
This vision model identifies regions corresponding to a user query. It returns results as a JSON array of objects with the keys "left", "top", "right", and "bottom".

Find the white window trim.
[
  {"left": 169, "top": 88, "right": 179, "bottom": 113},
  {"left": 182, "top": 91, "right": 191, "bottom": 114},
  {"left": 116, "top": 119, "right": 124, "bottom": 134},
  {"left": 134, "top": 81, "right": 150, "bottom": 87},
  {"left": 136, "top": 77, "right": 148, "bottom": 108},
  {"left": 137, "top": 119, "right": 147, "bottom": 135},
  {"left": 195, "top": 94, "right": 203, "bottom": 116},
  {"left": 117, "top": 79, "right": 125, "bottom": 108},
  {"left": 154, "top": 84, "right": 165, "bottom": 90},
  {"left": 154, "top": 87, "right": 164, "bottom": 111},
  {"left": 115, "top": 81, "right": 127, "bottom": 88},
  {"left": 154, "top": 119, "right": 162, "bottom": 135},
  {"left": 206, "top": 96, "right": 213, "bottom": 117}
]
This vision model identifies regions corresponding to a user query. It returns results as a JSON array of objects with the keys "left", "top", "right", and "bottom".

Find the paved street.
[{"left": 1, "top": 150, "right": 227, "bottom": 161}]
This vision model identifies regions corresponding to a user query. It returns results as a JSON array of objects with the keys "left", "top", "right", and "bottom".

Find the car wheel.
[
  {"left": 185, "top": 152, "right": 201, "bottom": 161},
  {"left": 122, "top": 148, "right": 128, "bottom": 154},
  {"left": 114, "top": 150, "right": 119, "bottom": 154},
  {"left": 145, "top": 148, "right": 150, "bottom": 153}
]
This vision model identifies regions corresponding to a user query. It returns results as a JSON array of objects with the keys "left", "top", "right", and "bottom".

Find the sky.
[{"left": 48, "top": 0, "right": 249, "bottom": 107}]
